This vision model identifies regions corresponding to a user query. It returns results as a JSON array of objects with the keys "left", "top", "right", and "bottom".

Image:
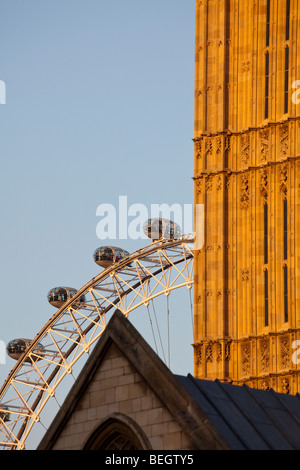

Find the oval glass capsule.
[
  {"left": 93, "top": 246, "right": 130, "bottom": 268},
  {"left": 47, "top": 287, "right": 85, "bottom": 308},
  {"left": 143, "top": 218, "right": 181, "bottom": 241},
  {"left": 7, "top": 339, "right": 45, "bottom": 363}
]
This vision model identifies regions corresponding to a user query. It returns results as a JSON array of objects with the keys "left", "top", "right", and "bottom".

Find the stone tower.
[{"left": 193, "top": 0, "right": 300, "bottom": 394}]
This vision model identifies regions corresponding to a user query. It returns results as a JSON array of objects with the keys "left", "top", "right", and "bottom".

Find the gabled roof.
[
  {"left": 38, "top": 310, "right": 300, "bottom": 450},
  {"left": 177, "top": 375, "right": 300, "bottom": 450}
]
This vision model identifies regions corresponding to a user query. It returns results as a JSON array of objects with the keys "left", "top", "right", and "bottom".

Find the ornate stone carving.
[
  {"left": 280, "top": 335, "right": 290, "bottom": 370},
  {"left": 260, "top": 338, "right": 270, "bottom": 373},
  {"left": 224, "top": 135, "right": 231, "bottom": 152},
  {"left": 242, "top": 60, "right": 251, "bottom": 73},
  {"left": 216, "top": 137, "right": 222, "bottom": 154},
  {"left": 259, "top": 128, "right": 270, "bottom": 163},
  {"left": 195, "top": 345, "right": 202, "bottom": 366},
  {"left": 205, "top": 343, "right": 213, "bottom": 362},
  {"left": 195, "top": 340, "right": 232, "bottom": 367},
  {"left": 261, "top": 380, "right": 270, "bottom": 391},
  {"left": 205, "top": 138, "right": 213, "bottom": 158},
  {"left": 205, "top": 176, "right": 213, "bottom": 192},
  {"left": 241, "top": 342, "right": 251, "bottom": 376},
  {"left": 280, "top": 163, "right": 288, "bottom": 200},
  {"left": 279, "top": 123, "right": 289, "bottom": 159},
  {"left": 216, "top": 175, "right": 222, "bottom": 191},
  {"left": 195, "top": 178, "right": 203, "bottom": 195},
  {"left": 194, "top": 138, "right": 203, "bottom": 159},
  {"left": 240, "top": 134, "right": 250, "bottom": 167},
  {"left": 240, "top": 174, "right": 250, "bottom": 209},
  {"left": 281, "top": 377, "right": 290, "bottom": 394},
  {"left": 225, "top": 342, "right": 231, "bottom": 361},
  {"left": 225, "top": 174, "right": 231, "bottom": 190},
  {"left": 259, "top": 168, "right": 268, "bottom": 203},
  {"left": 241, "top": 268, "right": 250, "bottom": 281},
  {"left": 216, "top": 343, "right": 222, "bottom": 362}
]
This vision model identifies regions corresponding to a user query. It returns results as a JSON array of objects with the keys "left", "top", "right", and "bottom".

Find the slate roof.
[{"left": 176, "top": 374, "right": 300, "bottom": 450}]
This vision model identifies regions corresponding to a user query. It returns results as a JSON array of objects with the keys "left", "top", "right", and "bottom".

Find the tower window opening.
[
  {"left": 266, "top": 0, "right": 271, "bottom": 46},
  {"left": 264, "top": 203, "right": 268, "bottom": 264},
  {"left": 283, "top": 197, "right": 288, "bottom": 323},
  {"left": 283, "top": 199, "right": 288, "bottom": 260},
  {"left": 286, "top": 0, "right": 290, "bottom": 41},
  {"left": 265, "top": 52, "right": 270, "bottom": 119},
  {"left": 264, "top": 269, "right": 269, "bottom": 327},
  {"left": 284, "top": 46, "right": 289, "bottom": 114},
  {"left": 284, "top": 265, "right": 288, "bottom": 322}
]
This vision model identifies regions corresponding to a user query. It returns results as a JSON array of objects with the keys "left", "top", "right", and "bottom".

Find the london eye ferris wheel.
[{"left": 0, "top": 218, "right": 194, "bottom": 450}]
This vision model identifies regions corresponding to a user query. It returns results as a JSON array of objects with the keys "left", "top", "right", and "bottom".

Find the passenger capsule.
[
  {"left": 47, "top": 286, "right": 86, "bottom": 308},
  {"left": 0, "top": 405, "right": 10, "bottom": 423},
  {"left": 143, "top": 218, "right": 181, "bottom": 241},
  {"left": 93, "top": 246, "right": 130, "bottom": 268},
  {"left": 7, "top": 339, "right": 45, "bottom": 363}
]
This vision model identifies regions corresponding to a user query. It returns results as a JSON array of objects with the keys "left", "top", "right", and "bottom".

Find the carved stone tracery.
[
  {"left": 259, "top": 128, "right": 270, "bottom": 163},
  {"left": 279, "top": 123, "right": 289, "bottom": 159},
  {"left": 241, "top": 342, "right": 251, "bottom": 377},
  {"left": 194, "top": 340, "right": 232, "bottom": 367},
  {"left": 281, "top": 378, "right": 290, "bottom": 394},
  {"left": 259, "top": 168, "right": 268, "bottom": 203},
  {"left": 195, "top": 177, "right": 203, "bottom": 195},
  {"left": 205, "top": 343, "right": 213, "bottom": 362},
  {"left": 280, "top": 163, "right": 288, "bottom": 200},
  {"left": 194, "top": 138, "right": 203, "bottom": 159},
  {"left": 260, "top": 338, "right": 270, "bottom": 373},
  {"left": 205, "top": 139, "right": 213, "bottom": 158},
  {"left": 240, "top": 174, "right": 250, "bottom": 209},
  {"left": 280, "top": 336, "right": 290, "bottom": 370},
  {"left": 240, "top": 134, "right": 250, "bottom": 168}
]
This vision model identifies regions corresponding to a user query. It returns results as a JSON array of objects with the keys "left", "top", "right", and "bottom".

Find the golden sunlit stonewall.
[{"left": 193, "top": 0, "right": 300, "bottom": 394}]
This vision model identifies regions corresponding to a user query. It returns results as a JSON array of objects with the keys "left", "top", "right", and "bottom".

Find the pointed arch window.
[{"left": 83, "top": 414, "right": 152, "bottom": 450}]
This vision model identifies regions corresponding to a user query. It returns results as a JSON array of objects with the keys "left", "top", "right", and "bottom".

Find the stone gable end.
[{"left": 51, "top": 343, "right": 194, "bottom": 450}]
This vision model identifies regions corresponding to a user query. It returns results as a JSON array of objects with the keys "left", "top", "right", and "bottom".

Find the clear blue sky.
[{"left": 0, "top": 0, "right": 195, "bottom": 446}]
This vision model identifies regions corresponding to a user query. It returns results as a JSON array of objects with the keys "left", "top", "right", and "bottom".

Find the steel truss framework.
[{"left": 0, "top": 236, "right": 194, "bottom": 449}]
